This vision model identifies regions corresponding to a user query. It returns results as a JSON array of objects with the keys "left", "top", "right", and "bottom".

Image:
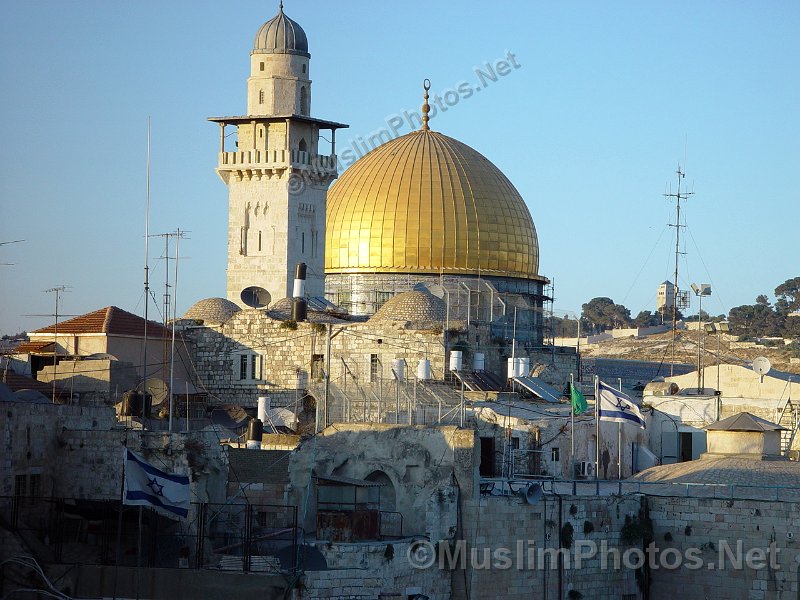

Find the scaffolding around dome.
[{"left": 325, "top": 272, "right": 553, "bottom": 347}]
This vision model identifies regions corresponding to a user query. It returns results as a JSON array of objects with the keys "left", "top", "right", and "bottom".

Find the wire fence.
[{"left": 0, "top": 496, "right": 297, "bottom": 573}]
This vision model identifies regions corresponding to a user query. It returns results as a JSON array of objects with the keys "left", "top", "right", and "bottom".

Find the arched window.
[
  {"left": 365, "top": 470, "right": 396, "bottom": 511},
  {"left": 299, "top": 86, "right": 308, "bottom": 115},
  {"left": 259, "top": 90, "right": 264, "bottom": 104},
  {"left": 298, "top": 138, "right": 307, "bottom": 153}
]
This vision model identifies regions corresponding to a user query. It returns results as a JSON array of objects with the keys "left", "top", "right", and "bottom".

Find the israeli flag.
[
  {"left": 598, "top": 381, "right": 646, "bottom": 429},
  {"left": 123, "top": 449, "right": 190, "bottom": 518}
]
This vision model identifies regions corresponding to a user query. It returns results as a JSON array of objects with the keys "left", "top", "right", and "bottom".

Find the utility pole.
[{"left": 664, "top": 165, "right": 694, "bottom": 376}]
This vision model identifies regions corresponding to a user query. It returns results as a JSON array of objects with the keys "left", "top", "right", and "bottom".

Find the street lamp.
[
  {"left": 704, "top": 321, "right": 730, "bottom": 394},
  {"left": 690, "top": 283, "right": 712, "bottom": 394}
]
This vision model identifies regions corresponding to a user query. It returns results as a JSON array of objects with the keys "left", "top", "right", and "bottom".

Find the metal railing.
[
  {"left": 0, "top": 496, "right": 297, "bottom": 573},
  {"left": 532, "top": 479, "right": 800, "bottom": 503}
]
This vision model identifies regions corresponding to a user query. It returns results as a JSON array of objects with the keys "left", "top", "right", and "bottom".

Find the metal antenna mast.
[
  {"left": 43, "top": 285, "right": 70, "bottom": 403},
  {"left": 143, "top": 118, "right": 152, "bottom": 388},
  {"left": 664, "top": 164, "right": 693, "bottom": 376}
]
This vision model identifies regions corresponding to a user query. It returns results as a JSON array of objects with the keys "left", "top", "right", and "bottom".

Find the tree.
[
  {"left": 756, "top": 294, "right": 770, "bottom": 307},
  {"left": 728, "top": 303, "right": 782, "bottom": 338},
  {"left": 633, "top": 310, "right": 660, "bottom": 327},
  {"left": 581, "top": 297, "right": 632, "bottom": 333},
  {"left": 775, "top": 277, "right": 800, "bottom": 312}
]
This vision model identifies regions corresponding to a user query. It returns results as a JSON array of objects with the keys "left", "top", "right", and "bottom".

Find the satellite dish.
[
  {"left": 266, "top": 407, "right": 299, "bottom": 430},
  {"left": 752, "top": 356, "right": 772, "bottom": 377},
  {"left": 427, "top": 284, "right": 446, "bottom": 299},
  {"left": 518, "top": 482, "right": 543, "bottom": 505},
  {"left": 241, "top": 286, "right": 271, "bottom": 309},
  {"left": 136, "top": 377, "right": 169, "bottom": 406}
]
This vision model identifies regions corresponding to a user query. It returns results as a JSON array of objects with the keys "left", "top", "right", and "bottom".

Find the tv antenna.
[
  {"left": 664, "top": 164, "right": 694, "bottom": 376},
  {"left": 44, "top": 285, "right": 70, "bottom": 403}
]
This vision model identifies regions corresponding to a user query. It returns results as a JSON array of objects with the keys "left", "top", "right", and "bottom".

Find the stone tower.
[{"left": 210, "top": 3, "right": 347, "bottom": 308}]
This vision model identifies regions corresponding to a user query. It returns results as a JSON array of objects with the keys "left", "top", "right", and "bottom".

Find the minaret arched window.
[
  {"left": 300, "top": 86, "right": 308, "bottom": 116},
  {"left": 298, "top": 138, "right": 307, "bottom": 153}
]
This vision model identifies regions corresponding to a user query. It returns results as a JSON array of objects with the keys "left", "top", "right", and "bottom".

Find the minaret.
[{"left": 209, "top": 3, "right": 347, "bottom": 309}]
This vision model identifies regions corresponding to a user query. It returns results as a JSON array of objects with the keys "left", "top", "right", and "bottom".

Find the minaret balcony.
[{"left": 218, "top": 149, "right": 337, "bottom": 175}]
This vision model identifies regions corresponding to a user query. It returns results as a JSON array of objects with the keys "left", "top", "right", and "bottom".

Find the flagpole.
[
  {"left": 618, "top": 378, "right": 623, "bottom": 480},
  {"left": 594, "top": 375, "right": 600, "bottom": 480},
  {"left": 570, "top": 373, "right": 575, "bottom": 478},
  {"left": 112, "top": 440, "right": 128, "bottom": 600}
]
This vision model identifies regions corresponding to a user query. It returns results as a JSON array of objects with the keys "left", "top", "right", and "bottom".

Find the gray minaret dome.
[{"left": 253, "top": 3, "right": 309, "bottom": 57}]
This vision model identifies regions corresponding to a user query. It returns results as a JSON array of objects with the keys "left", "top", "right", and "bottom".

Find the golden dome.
[{"left": 325, "top": 129, "right": 541, "bottom": 279}]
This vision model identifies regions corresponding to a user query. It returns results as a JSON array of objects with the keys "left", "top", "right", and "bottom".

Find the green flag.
[{"left": 570, "top": 382, "right": 588, "bottom": 416}]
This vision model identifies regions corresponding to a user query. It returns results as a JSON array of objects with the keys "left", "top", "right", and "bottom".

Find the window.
[
  {"left": 298, "top": 138, "right": 307, "bottom": 153},
  {"left": 29, "top": 474, "right": 40, "bottom": 497},
  {"left": 251, "top": 354, "right": 259, "bottom": 380},
  {"left": 299, "top": 86, "right": 308, "bottom": 115},
  {"left": 15, "top": 475, "right": 26, "bottom": 497},
  {"left": 311, "top": 354, "right": 324, "bottom": 380},
  {"left": 259, "top": 90, "right": 264, "bottom": 104},
  {"left": 302, "top": 63, "right": 306, "bottom": 74},
  {"left": 301, "top": 232, "right": 305, "bottom": 254},
  {"left": 260, "top": 62, "right": 265, "bottom": 71},
  {"left": 511, "top": 437, "right": 520, "bottom": 450},
  {"left": 258, "top": 231, "right": 262, "bottom": 252},
  {"left": 239, "top": 355, "right": 248, "bottom": 380},
  {"left": 551, "top": 447, "right": 560, "bottom": 462},
  {"left": 369, "top": 354, "right": 379, "bottom": 383}
]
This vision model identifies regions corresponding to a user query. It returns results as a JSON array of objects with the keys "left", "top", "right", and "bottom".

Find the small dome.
[
  {"left": 184, "top": 298, "right": 241, "bottom": 325},
  {"left": 253, "top": 4, "right": 309, "bottom": 57},
  {"left": 370, "top": 291, "right": 445, "bottom": 325}
]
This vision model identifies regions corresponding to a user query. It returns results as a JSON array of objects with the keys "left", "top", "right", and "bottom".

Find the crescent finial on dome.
[{"left": 421, "top": 79, "right": 431, "bottom": 131}]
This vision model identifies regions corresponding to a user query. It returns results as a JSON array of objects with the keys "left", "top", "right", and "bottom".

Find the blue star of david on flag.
[
  {"left": 123, "top": 449, "right": 190, "bottom": 518},
  {"left": 597, "top": 381, "right": 646, "bottom": 429},
  {"left": 147, "top": 477, "right": 165, "bottom": 496}
]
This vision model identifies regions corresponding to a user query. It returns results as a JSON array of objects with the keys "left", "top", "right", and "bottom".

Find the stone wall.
[
  {"left": 184, "top": 312, "right": 578, "bottom": 410},
  {"left": 0, "top": 399, "right": 228, "bottom": 505},
  {"left": 647, "top": 496, "right": 800, "bottom": 599},
  {"left": 287, "top": 424, "right": 477, "bottom": 537},
  {"left": 451, "top": 494, "right": 643, "bottom": 599},
  {"left": 302, "top": 540, "right": 451, "bottom": 599}
]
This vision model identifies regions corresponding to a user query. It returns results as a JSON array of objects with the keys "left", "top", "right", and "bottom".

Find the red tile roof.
[
  {"left": 32, "top": 306, "right": 174, "bottom": 339},
  {"left": 12, "top": 340, "right": 55, "bottom": 354}
]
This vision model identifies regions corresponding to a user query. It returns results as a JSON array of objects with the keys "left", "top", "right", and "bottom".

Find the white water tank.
[
  {"left": 449, "top": 350, "right": 463, "bottom": 372},
  {"left": 257, "top": 396, "right": 270, "bottom": 423},
  {"left": 391, "top": 359, "right": 405, "bottom": 381},
  {"left": 507, "top": 357, "right": 530, "bottom": 378},
  {"left": 473, "top": 352, "right": 485, "bottom": 371},
  {"left": 417, "top": 359, "right": 431, "bottom": 381},
  {"left": 519, "top": 357, "right": 530, "bottom": 377}
]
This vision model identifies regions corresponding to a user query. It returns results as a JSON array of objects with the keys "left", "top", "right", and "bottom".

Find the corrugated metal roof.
[{"left": 705, "top": 412, "right": 785, "bottom": 432}]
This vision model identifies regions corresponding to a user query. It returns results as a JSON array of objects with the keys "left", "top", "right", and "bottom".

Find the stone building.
[{"left": 209, "top": 4, "right": 347, "bottom": 307}]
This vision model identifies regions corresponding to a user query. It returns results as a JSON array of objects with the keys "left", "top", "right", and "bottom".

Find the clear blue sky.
[{"left": 1, "top": 1, "right": 798, "bottom": 333}]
